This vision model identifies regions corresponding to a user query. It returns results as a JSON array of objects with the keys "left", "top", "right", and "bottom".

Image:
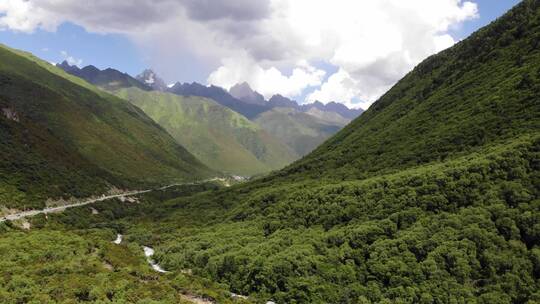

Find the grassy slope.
[
  {"left": 116, "top": 87, "right": 298, "bottom": 176},
  {"left": 254, "top": 107, "right": 345, "bottom": 156},
  {"left": 0, "top": 45, "right": 213, "bottom": 210},
  {"left": 114, "top": 1, "right": 540, "bottom": 303}
]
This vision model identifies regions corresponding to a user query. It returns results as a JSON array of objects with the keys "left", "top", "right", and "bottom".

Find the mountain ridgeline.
[
  {"left": 56, "top": 61, "right": 152, "bottom": 91},
  {"left": 0, "top": 45, "right": 213, "bottom": 210},
  {"left": 57, "top": 62, "right": 363, "bottom": 170},
  {"left": 103, "top": 1, "right": 539, "bottom": 303},
  {"left": 168, "top": 82, "right": 270, "bottom": 119}
]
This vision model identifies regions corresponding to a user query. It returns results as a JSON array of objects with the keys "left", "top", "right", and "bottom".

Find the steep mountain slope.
[
  {"left": 116, "top": 87, "right": 298, "bottom": 175},
  {"left": 267, "top": 94, "right": 299, "bottom": 108},
  {"left": 56, "top": 61, "right": 151, "bottom": 91},
  {"left": 117, "top": 2, "right": 540, "bottom": 303},
  {"left": 0, "top": 45, "right": 213, "bottom": 210},
  {"left": 168, "top": 82, "right": 269, "bottom": 119},
  {"left": 276, "top": 0, "right": 540, "bottom": 182},
  {"left": 229, "top": 82, "right": 266, "bottom": 106},
  {"left": 136, "top": 69, "right": 167, "bottom": 91},
  {"left": 167, "top": 81, "right": 359, "bottom": 156},
  {"left": 254, "top": 107, "right": 345, "bottom": 156}
]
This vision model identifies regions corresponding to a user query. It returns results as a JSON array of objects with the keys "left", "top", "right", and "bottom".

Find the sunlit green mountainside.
[
  {"left": 56, "top": 62, "right": 361, "bottom": 168},
  {"left": 100, "top": 1, "right": 538, "bottom": 302},
  {"left": 0, "top": 45, "right": 213, "bottom": 210},
  {"left": 115, "top": 87, "right": 298, "bottom": 176},
  {"left": 254, "top": 107, "right": 345, "bottom": 156},
  {"left": 274, "top": 1, "right": 540, "bottom": 183}
]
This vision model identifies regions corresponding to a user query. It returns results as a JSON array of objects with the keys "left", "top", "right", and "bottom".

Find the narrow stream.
[
  {"left": 112, "top": 237, "right": 277, "bottom": 303},
  {"left": 143, "top": 246, "right": 168, "bottom": 273},
  {"left": 113, "top": 234, "right": 123, "bottom": 244}
]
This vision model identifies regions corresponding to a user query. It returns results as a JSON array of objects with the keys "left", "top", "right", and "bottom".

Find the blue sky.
[
  {"left": 0, "top": 0, "right": 522, "bottom": 107},
  {"left": 0, "top": 23, "right": 146, "bottom": 77}
]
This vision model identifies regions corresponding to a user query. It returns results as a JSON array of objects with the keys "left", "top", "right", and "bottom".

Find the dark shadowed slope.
[
  {"left": 0, "top": 45, "right": 213, "bottom": 210},
  {"left": 56, "top": 61, "right": 151, "bottom": 91}
]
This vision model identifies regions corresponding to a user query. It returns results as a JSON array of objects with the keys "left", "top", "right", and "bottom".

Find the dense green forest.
[
  {"left": 0, "top": 183, "right": 247, "bottom": 303},
  {"left": 4, "top": 134, "right": 536, "bottom": 303},
  {"left": 128, "top": 135, "right": 540, "bottom": 303},
  {"left": 109, "top": 1, "right": 538, "bottom": 302},
  {"left": 0, "top": 0, "right": 539, "bottom": 303}
]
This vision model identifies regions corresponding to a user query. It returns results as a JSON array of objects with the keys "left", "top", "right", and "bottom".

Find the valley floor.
[
  {"left": 0, "top": 182, "right": 251, "bottom": 304},
  {"left": 0, "top": 136, "right": 538, "bottom": 303}
]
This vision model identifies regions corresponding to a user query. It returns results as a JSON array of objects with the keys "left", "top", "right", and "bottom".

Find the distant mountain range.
[
  {"left": 229, "top": 82, "right": 266, "bottom": 106},
  {"left": 57, "top": 61, "right": 365, "bottom": 169},
  {"left": 116, "top": 87, "right": 297, "bottom": 175},
  {"left": 254, "top": 107, "right": 346, "bottom": 156},
  {"left": 168, "top": 81, "right": 269, "bottom": 119},
  {"left": 57, "top": 62, "right": 363, "bottom": 121}
]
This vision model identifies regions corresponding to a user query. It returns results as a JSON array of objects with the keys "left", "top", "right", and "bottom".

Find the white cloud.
[
  {"left": 0, "top": 0, "right": 479, "bottom": 108},
  {"left": 280, "top": 0, "right": 479, "bottom": 106},
  {"left": 207, "top": 0, "right": 478, "bottom": 106},
  {"left": 307, "top": 69, "right": 362, "bottom": 109},
  {"left": 0, "top": 0, "right": 43, "bottom": 32},
  {"left": 60, "top": 50, "right": 83, "bottom": 67},
  {"left": 208, "top": 56, "right": 325, "bottom": 99}
]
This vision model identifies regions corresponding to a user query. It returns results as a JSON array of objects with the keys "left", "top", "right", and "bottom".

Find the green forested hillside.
[
  {"left": 272, "top": 0, "right": 540, "bottom": 182},
  {"left": 254, "top": 107, "right": 345, "bottom": 156},
  {"left": 0, "top": 45, "right": 213, "bottom": 210},
  {"left": 116, "top": 87, "right": 298, "bottom": 176},
  {"left": 1, "top": 1, "right": 539, "bottom": 303},
  {"left": 94, "top": 1, "right": 539, "bottom": 303},
  {"left": 138, "top": 135, "right": 539, "bottom": 303}
]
